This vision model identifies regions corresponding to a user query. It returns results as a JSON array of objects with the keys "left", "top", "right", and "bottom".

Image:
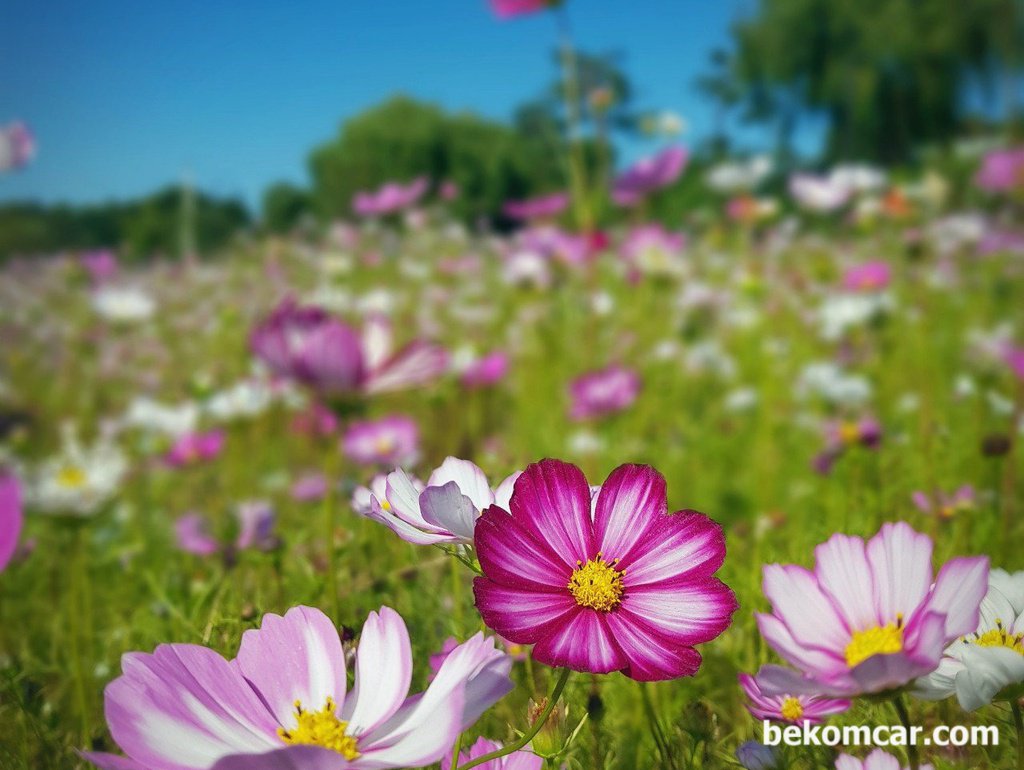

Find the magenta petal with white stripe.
[{"left": 474, "top": 459, "right": 736, "bottom": 681}]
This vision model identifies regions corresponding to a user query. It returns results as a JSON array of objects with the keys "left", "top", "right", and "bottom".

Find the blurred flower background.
[{"left": 1, "top": 1, "right": 1024, "bottom": 769}]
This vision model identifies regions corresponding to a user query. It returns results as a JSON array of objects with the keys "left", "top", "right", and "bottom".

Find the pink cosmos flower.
[
  {"left": 910, "top": 485, "right": 975, "bottom": 519},
  {"left": 83, "top": 606, "right": 513, "bottom": 770},
  {"left": 836, "top": 749, "right": 933, "bottom": 770},
  {"left": 351, "top": 473, "right": 393, "bottom": 518},
  {"left": 80, "top": 250, "right": 118, "bottom": 285},
  {"left": 164, "top": 429, "right": 225, "bottom": 467},
  {"left": 0, "top": 121, "right": 35, "bottom": 172},
  {"left": 503, "top": 193, "right": 569, "bottom": 221},
  {"left": 441, "top": 738, "right": 541, "bottom": 770},
  {"left": 342, "top": 415, "right": 420, "bottom": 467},
  {"left": 370, "top": 457, "right": 521, "bottom": 545},
  {"left": 291, "top": 403, "right": 340, "bottom": 437},
  {"left": 251, "top": 300, "right": 448, "bottom": 397},
  {"left": 474, "top": 460, "right": 737, "bottom": 681},
  {"left": 611, "top": 146, "right": 687, "bottom": 206},
  {"left": 737, "top": 673, "right": 849, "bottom": 723},
  {"left": 439, "top": 180, "right": 460, "bottom": 201},
  {"left": 621, "top": 224, "right": 686, "bottom": 278},
  {"left": 1004, "top": 345, "right": 1024, "bottom": 381},
  {"left": 352, "top": 177, "right": 429, "bottom": 217},
  {"left": 974, "top": 146, "right": 1024, "bottom": 194},
  {"left": 0, "top": 475, "right": 22, "bottom": 572},
  {"left": 569, "top": 365, "right": 641, "bottom": 420},
  {"left": 842, "top": 262, "right": 892, "bottom": 292},
  {"left": 752, "top": 522, "right": 988, "bottom": 698},
  {"left": 461, "top": 351, "right": 510, "bottom": 389},
  {"left": 812, "top": 417, "right": 882, "bottom": 475},
  {"left": 175, "top": 501, "right": 277, "bottom": 557},
  {"left": 490, "top": 0, "right": 557, "bottom": 19},
  {"left": 291, "top": 472, "right": 329, "bottom": 503}
]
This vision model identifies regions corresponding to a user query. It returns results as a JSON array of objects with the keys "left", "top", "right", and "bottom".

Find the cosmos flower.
[
  {"left": 735, "top": 741, "right": 779, "bottom": 770},
  {"left": 175, "top": 501, "right": 277, "bottom": 558},
  {"left": 789, "top": 173, "right": 850, "bottom": 213},
  {"left": 342, "top": 415, "right": 420, "bottom": 467},
  {"left": 83, "top": 606, "right": 513, "bottom": 770},
  {"left": 842, "top": 262, "right": 892, "bottom": 292},
  {"left": 369, "top": 457, "right": 520, "bottom": 545},
  {"left": 915, "top": 569, "right": 1024, "bottom": 710},
  {"left": 1004, "top": 345, "right": 1024, "bottom": 381},
  {"left": 974, "top": 146, "right": 1024, "bottom": 194},
  {"left": 753, "top": 522, "right": 988, "bottom": 698},
  {"left": 705, "top": 155, "right": 772, "bottom": 193},
  {"left": 290, "top": 472, "right": 329, "bottom": 503},
  {"left": 836, "top": 749, "right": 933, "bottom": 770},
  {"left": 621, "top": 225, "right": 686, "bottom": 278},
  {"left": 123, "top": 397, "right": 199, "bottom": 437},
  {"left": 352, "top": 177, "right": 429, "bottom": 217},
  {"left": 910, "top": 485, "right": 975, "bottom": 520},
  {"left": 0, "top": 475, "right": 23, "bottom": 572},
  {"left": 0, "top": 121, "right": 35, "bottom": 172},
  {"left": 737, "top": 673, "right": 849, "bottom": 723},
  {"left": 568, "top": 365, "right": 641, "bottom": 421},
  {"left": 80, "top": 250, "right": 118, "bottom": 285},
  {"left": 503, "top": 193, "right": 569, "bottom": 221},
  {"left": 164, "top": 429, "right": 225, "bottom": 468},
  {"left": 829, "top": 164, "right": 887, "bottom": 194},
  {"left": 351, "top": 473, "right": 393, "bottom": 518},
  {"left": 460, "top": 351, "right": 510, "bottom": 389},
  {"left": 474, "top": 460, "right": 737, "bottom": 681},
  {"left": 490, "top": 0, "right": 559, "bottom": 19},
  {"left": 250, "top": 300, "right": 448, "bottom": 397},
  {"left": 92, "top": 286, "right": 156, "bottom": 323},
  {"left": 611, "top": 146, "right": 687, "bottom": 206},
  {"left": 27, "top": 427, "right": 128, "bottom": 517},
  {"left": 441, "top": 737, "right": 541, "bottom": 770}
]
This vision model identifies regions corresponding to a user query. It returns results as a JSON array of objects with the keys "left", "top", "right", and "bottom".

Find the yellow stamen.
[
  {"left": 838, "top": 421, "right": 861, "bottom": 445},
  {"left": 380, "top": 499, "right": 392, "bottom": 511},
  {"left": 568, "top": 553, "right": 625, "bottom": 612},
  {"left": 780, "top": 697, "right": 804, "bottom": 722},
  {"left": 971, "top": 619, "right": 1024, "bottom": 656},
  {"left": 278, "top": 697, "right": 360, "bottom": 759},
  {"left": 845, "top": 618, "right": 904, "bottom": 667},
  {"left": 56, "top": 466, "right": 87, "bottom": 489}
]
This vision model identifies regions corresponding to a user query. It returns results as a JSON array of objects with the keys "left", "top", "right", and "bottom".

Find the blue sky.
[{"left": 0, "top": 0, "right": 808, "bottom": 210}]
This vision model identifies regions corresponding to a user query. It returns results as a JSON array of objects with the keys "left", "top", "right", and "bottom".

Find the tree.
[{"left": 262, "top": 182, "right": 312, "bottom": 233}]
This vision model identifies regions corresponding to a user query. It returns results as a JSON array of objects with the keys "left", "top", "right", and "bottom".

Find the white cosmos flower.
[
  {"left": 28, "top": 427, "right": 128, "bottom": 517},
  {"left": 706, "top": 155, "right": 773, "bottom": 193},
  {"left": 915, "top": 570, "right": 1024, "bottom": 710},
  {"left": 818, "top": 293, "right": 892, "bottom": 341},
  {"left": 122, "top": 396, "right": 199, "bottom": 437},
  {"left": 796, "top": 362, "right": 873, "bottom": 406},
  {"left": 92, "top": 286, "right": 156, "bottom": 322}
]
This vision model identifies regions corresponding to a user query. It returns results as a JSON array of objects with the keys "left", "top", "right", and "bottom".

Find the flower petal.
[
  {"left": 866, "top": 522, "right": 932, "bottom": 626},
  {"left": 493, "top": 472, "right": 522, "bottom": 511},
  {"left": 621, "top": 578, "right": 737, "bottom": 646},
  {"left": 509, "top": 459, "right": 596, "bottom": 566},
  {"left": 340, "top": 608, "right": 412, "bottom": 736},
  {"left": 602, "top": 610, "right": 702, "bottom": 681},
  {"left": 762, "top": 564, "right": 849, "bottom": 654},
  {"left": 427, "top": 457, "right": 493, "bottom": 512},
  {"left": 475, "top": 505, "right": 573, "bottom": 590},
  {"left": 364, "top": 341, "right": 448, "bottom": 395},
  {"left": 619, "top": 510, "right": 726, "bottom": 587},
  {"left": 531, "top": 610, "right": 628, "bottom": 674},
  {"left": 592, "top": 464, "right": 666, "bottom": 561},
  {"left": 235, "top": 607, "right": 347, "bottom": 729},
  {"left": 473, "top": 578, "right": 577, "bottom": 643},
  {"left": 814, "top": 533, "right": 876, "bottom": 631},
  {"left": 211, "top": 746, "right": 353, "bottom": 770},
  {"left": 915, "top": 556, "right": 989, "bottom": 639},
  {"left": 0, "top": 475, "right": 22, "bottom": 572},
  {"left": 419, "top": 482, "right": 478, "bottom": 542}
]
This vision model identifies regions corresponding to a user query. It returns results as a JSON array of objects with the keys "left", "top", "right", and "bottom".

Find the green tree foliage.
[
  {"left": 308, "top": 96, "right": 563, "bottom": 224},
  {"left": 0, "top": 188, "right": 249, "bottom": 261},
  {"left": 262, "top": 182, "right": 312, "bottom": 234},
  {"left": 716, "top": 0, "right": 1022, "bottom": 163}
]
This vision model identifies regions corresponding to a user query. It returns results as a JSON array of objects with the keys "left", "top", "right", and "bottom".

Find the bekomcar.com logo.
[{"left": 764, "top": 720, "right": 999, "bottom": 748}]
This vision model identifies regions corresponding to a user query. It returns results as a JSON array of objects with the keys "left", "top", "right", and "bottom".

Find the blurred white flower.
[
  {"left": 122, "top": 397, "right": 198, "bottom": 437},
  {"left": 818, "top": 293, "right": 891, "bottom": 341},
  {"left": 796, "top": 362, "right": 873, "bottom": 406},
  {"left": 27, "top": 426, "right": 128, "bottom": 517},
  {"left": 706, "top": 155, "right": 772, "bottom": 193},
  {"left": 92, "top": 286, "right": 155, "bottom": 322},
  {"left": 723, "top": 387, "right": 758, "bottom": 412}
]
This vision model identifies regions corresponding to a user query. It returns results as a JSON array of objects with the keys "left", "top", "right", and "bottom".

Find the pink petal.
[
  {"left": 0, "top": 475, "right": 22, "bottom": 572},
  {"left": 621, "top": 578, "right": 737, "bottom": 646},
  {"left": 592, "top": 464, "right": 666, "bottom": 561},
  {"left": 364, "top": 341, "right": 448, "bottom": 395},
  {"left": 234, "top": 606, "right": 347, "bottom": 729},
  {"left": 531, "top": 610, "right": 628, "bottom": 674},
  {"left": 475, "top": 505, "right": 574, "bottom": 590},
  {"left": 913, "top": 556, "right": 989, "bottom": 639},
  {"left": 340, "top": 607, "right": 412, "bottom": 736},
  {"left": 756, "top": 613, "right": 844, "bottom": 678},
  {"left": 620, "top": 510, "right": 726, "bottom": 587},
  {"left": 762, "top": 564, "right": 849, "bottom": 654},
  {"left": 509, "top": 459, "right": 596, "bottom": 566},
  {"left": 473, "top": 579, "right": 577, "bottom": 644},
  {"left": 866, "top": 522, "right": 933, "bottom": 625},
  {"left": 427, "top": 457, "right": 493, "bottom": 512},
  {"left": 211, "top": 746, "right": 353, "bottom": 770},
  {"left": 602, "top": 610, "right": 702, "bottom": 681},
  {"left": 814, "top": 533, "right": 876, "bottom": 631}
]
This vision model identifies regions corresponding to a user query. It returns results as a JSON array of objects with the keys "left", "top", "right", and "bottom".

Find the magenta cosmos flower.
[
  {"left": 441, "top": 738, "right": 541, "bottom": 770},
  {"left": 0, "top": 474, "right": 22, "bottom": 572},
  {"left": 836, "top": 749, "right": 933, "bottom": 770},
  {"left": 84, "top": 606, "right": 513, "bottom": 770},
  {"left": 352, "top": 177, "right": 429, "bottom": 217},
  {"left": 370, "top": 457, "right": 520, "bottom": 545},
  {"left": 490, "top": 0, "right": 560, "bottom": 19},
  {"left": 738, "top": 673, "right": 849, "bottom": 724},
  {"left": 842, "top": 261, "right": 891, "bottom": 292},
  {"left": 611, "top": 146, "right": 687, "bottom": 206},
  {"left": 461, "top": 351, "right": 510, "bottom": 389},
  {"left": 974, "top": 146, "right": 1024, "bottom": 194},
  {"left": 753, "top": 522, "right": 988, "bottom": 699},
  {"left": 175, "top": 501, "right": 277, "bottom": 558},
  {"left": 569, "top": 365, "right": 641, "bottom": 420},
  {"left": 502, "top": 192, "right": 569, "bottom": 221},
  {"left": 342, "top": 415, "right": 419, "bottom": 466},
  {"left": 164, "top": 429, "right": 225, "bottom": 467},
  {"left": 251, "top": 300, "right": 447, "bottom": 397},
  {"left": 473, "top": 460, "right": 737, "bottom": 681}
]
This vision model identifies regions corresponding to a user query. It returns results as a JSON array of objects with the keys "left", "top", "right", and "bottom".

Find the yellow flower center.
[
  {"left": 568, "top": 553, "right": 625, "bottom": 612},
  {"left": 380, "top": 499, "right": 392, "bottom": 511},
  {"left": 838, "top": 421, "right": 861, "bottom": 445},
  {"left": 56, "top": 466, "right": 87, "bottom": 488},
  {"left": 971, "top": 620, "right": 1024, "bottom": 656},
  {"left": 780, "top": 696, "right": 804, "bottom": 722},
  {"left": 277, "top": 697, "right": 360, "bottom": 759},
  {"left": 374, "top": 437, "right": 396, "bottom": 455},
  {"left": 845, "top": 618, "right": 904, "bottom": 667}
]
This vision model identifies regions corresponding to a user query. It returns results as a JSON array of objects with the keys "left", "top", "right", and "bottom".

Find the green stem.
[
  {"left": 450, "top": 731, "right": 464, "bottom": 770},
  {"left": 639, "top": 681, "right": 672, "bottom": 768},
  {"left": 893, "top": 694, "right": 919, "bottom": 770},
  {"left": 1012, "top": 701, "right": 1024, "bottom": 770},
  {"left": 322, "top": 453, "right": 340, "bottom": 621},
  {"left": 69, "top": 524, "right": 92, "bottom": 746},
  {"left": 456, "top": 668, "right": 571, "bottom": 770}
]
